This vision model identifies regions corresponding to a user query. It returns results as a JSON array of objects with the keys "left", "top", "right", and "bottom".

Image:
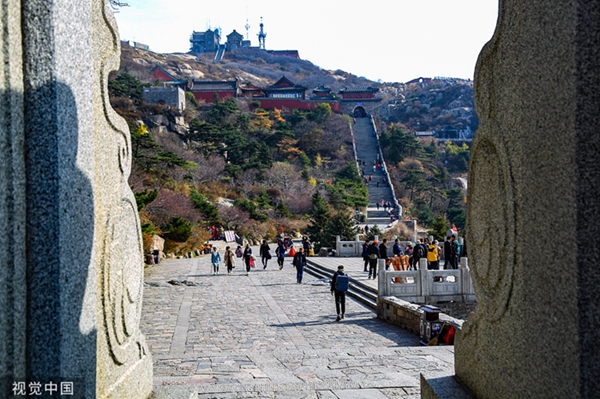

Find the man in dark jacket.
[
  {"left": 444, "top": 236, "right": 452, "bottom": 269},
  {"left": 392, "top": 238, "right": 403, "bottom": 257},
  {"left": 379, "top": 239, "right": 389, "bottom": 270},
  {"left": 413, "top": 239, "right": 426, "bottom": 270},
  {"left": 362, "top": 239, "right": 370, "bottom": 272},
  {"left": 367, "top": 241, "right": 380, "bottom": 279},
  {"left": 293, "top": 247, "right": 307, "bottom": 283},
  {"left": 330, "top": 265, "right": 347, "bottom": 321}
]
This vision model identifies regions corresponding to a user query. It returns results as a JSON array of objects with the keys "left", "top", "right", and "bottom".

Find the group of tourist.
[
  {"left": 361, "top": 235, "right": 464, "bottom": 276},
  {"left": 209, "top": 237, "right": 314, "bottom": 281}
]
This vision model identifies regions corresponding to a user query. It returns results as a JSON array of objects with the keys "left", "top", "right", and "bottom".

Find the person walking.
[
  {"left": 243, "top": 244, "right": 253, "bottom": 276},
  {"left": 393, "top": 238, "right": 403, "bottom": 257},
  {"left": 224, "top": 246, "right": 235, "bottom": 275},
  {"left": 448, "top": 236, "right": 459, "bottom": 269},
  {"left": 413, "top": 239, "right": 426, "bottom": 270},
  {"left": 330, "top": 265, "right": 348, "bottom": 321},
  {"left": 276, "top": 240, "right": 286, "bottom": 270},
  {"left": 210, "top": 246, "right": 221, "bottom": 275},
  {"left": 292, "top": 247, "right": 307, "bottom": 284},
  {"left": 427, "top": 240, "right": 439, "bottom": 270},
  {"left": 443, "top": 236, "right": 452, "bottom": 269},
  {"left": 404, "top": 243, "right": 414, "bottom": 269},
  {"left": 362, "top": 239, "right": 371, "bottom": 272},
  {"left": 379, "top": 239, "right": 389, "bottom": 270},
  {"left": 260, "top": 239, "right": 271, "bottom": 269},
  {"left": 367, "top": 240, "right": 380, "bottom": 279}
]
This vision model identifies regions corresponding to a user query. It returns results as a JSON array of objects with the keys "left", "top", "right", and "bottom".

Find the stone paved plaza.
[{"left": 143, "top": 251, "right": 455, "bottom": 398}]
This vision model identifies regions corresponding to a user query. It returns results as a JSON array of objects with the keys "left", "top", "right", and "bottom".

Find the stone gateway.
[
  {"left": 0, "top": 1, "right": 152, "bottom": 398},
  {"left": 422, "top": 1, "right": 600, "bottom": 398}
]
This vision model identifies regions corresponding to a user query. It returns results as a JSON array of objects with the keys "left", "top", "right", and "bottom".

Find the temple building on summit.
[
  {"left": 263, "top": 76, "right": 307, "bottom": 99},
  {"left": 188, "top": 75, "right": 340, "bottom": 112},
  {"left": 188, "top": 19, "right": 298, "bottom": 59},
  {"left": 189, "top": 29, "right": 221, "bottom": 54},
  {"left": 311, "top": 86, "right": 336, "bottom": 100},
  {"left": 339, "top": 86, "right": 380, "bottom": 101},
  {"left": 339, "top": 86, "right": 382, "bottom": 117},
  {"left": 239, "top": 82, "right": 265, "bottom": 98},
  {"left": 225, "top": 29, "right": 250, "bottom": 51},
  {"left": 189, "top": 79, "right": 239, "bottom": 102}
]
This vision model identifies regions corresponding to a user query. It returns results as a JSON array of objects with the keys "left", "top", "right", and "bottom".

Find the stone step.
[{"left": 352, "top": 117, "right": 397, "bottom": 225}]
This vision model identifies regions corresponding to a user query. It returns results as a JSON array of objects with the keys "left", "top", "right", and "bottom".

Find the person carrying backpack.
[
  {"left": 413, "top": 239, "right": 427, "bottom": 270},
  {"left": 276, "top": 240, "right": 286, "bottom": 270},
  {"left": 367, "top": 241, "right": 380, "bottom": 279},
  {"left": 293, "top": 247, "right": 307, "bottom": 284},
  {"left": 330, "top": 265, "right": 349, "bottom": 322},
  {"left": 361, "top": 239, "right": 370, "bottom": 272}
]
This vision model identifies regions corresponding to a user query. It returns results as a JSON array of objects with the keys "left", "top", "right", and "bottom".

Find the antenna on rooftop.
[
  {"left": 245, "top": 18, "right": 250, "bottom": 41},
  {"left": 258, "top": 17, "right": 267, "bottom": 50}
]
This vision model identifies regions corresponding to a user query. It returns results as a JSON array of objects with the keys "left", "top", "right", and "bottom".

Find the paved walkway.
[{"left": 142, "top": 250, "right": 454, "bottom": 398}]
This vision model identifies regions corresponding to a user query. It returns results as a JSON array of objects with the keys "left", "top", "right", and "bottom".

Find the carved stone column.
[
  {"left": 0, "top": 1, "right": 152, "bottom": 397},
  {"left": 422, "top": 1, "right": 600, "bottom": 398}
]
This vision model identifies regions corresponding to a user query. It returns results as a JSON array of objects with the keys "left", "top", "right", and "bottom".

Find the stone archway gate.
[{"left": 0, "top": 1, "right": 152, "bottom": 398}]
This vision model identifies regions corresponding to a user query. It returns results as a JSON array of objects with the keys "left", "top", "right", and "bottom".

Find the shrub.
[{"left": 162, "top": 216, "right": 193, "bottom": 242}]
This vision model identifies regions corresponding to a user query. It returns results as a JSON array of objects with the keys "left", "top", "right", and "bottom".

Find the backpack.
[
  {"left": 335, "top": 274, "right": 349, "bottom": 292},
  {"left": 416, "top": 244, "right": 426, "bottom": 258},
  {"left": 235, "top": 247, "right": 243, "bottom": 258}
]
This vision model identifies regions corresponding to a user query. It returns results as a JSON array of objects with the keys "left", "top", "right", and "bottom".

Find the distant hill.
[
  {"left": 117, "top": 43, "right": 477, "bottom": 136},
  {"left": 118, "top": 43, "right": 378, "bottom": 91}
]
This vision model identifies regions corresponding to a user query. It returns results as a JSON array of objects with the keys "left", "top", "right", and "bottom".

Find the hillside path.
[{"left": 352, "top": 118, "right": 397, "bottom": 227}]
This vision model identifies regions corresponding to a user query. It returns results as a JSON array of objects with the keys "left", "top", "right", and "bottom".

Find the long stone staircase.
[{"left": 352, "top": 117, "right": 398, "bottom": 227}]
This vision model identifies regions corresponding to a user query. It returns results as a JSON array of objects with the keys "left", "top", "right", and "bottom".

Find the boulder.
[{"left": 152, "top": 235, "right": 165, "bottom": 252}]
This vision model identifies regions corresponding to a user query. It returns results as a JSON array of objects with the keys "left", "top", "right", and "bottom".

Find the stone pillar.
[
  {"left": 422, "top": 1, "right": 600, "bottom": 398},
  {"left": 0, "top": 1, "right": 152, "bottom": 398}
]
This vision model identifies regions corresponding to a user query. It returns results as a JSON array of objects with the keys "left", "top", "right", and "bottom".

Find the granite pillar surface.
[
  {"left": 0, "top": 1, "right": 152, "bottom": 397},
  {"left": 423, "top": 1, "right": 600, "bottom": 398}
]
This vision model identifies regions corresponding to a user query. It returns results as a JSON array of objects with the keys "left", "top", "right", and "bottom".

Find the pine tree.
[
  {"left": 366, "top": 224, "right": 383, "bottom": 241},
  {"left": 255, "top": 189, "right": 272, "bottom": 209},
  {"left": 327, "top": 209, "right": 359, "bottom": 241},
  {"left": 275, "top": 200, "right": 292, "bottom": 218},
  {"left": 306, "top": 191, "right": 332, "bottom": 250}
]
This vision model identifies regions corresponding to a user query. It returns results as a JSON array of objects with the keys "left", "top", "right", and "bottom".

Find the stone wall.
[
  {"left": 377, "top": 297, "right": 464, "bottom": 337},
  {"left": 143, "top": 86, "right": 186, "bottom": 111}
]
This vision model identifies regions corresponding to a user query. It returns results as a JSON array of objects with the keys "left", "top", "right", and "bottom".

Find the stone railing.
[
  {"left": 335, "top": 235, "right": 415, "bottom": 257},
  {"left": 377, "top": 258, "right": 476, "bottom": 303},
  {"left": 335, "top": 235, "right": 363, "bottom": 257}
]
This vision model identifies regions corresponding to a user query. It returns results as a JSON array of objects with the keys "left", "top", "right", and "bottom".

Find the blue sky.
[{"left": 114, "top": 0, "right": 498, "bottom": 83}]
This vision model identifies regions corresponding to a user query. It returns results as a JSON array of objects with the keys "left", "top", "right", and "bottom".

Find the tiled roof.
[
  {"left": 150, "top": 64, "right": 187, "bottom": 83},
  {"left": 313, "top": 85, "right": 331, "bottom": 93},
  {"left": 265, "top": 76, "right": 307, "bottom": 91},
  {"left": 191, "top": 80, "right": 238, "bottom": 91},
  {"left": 339, "top": 86, "right": 379, "bottom": 93}
]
